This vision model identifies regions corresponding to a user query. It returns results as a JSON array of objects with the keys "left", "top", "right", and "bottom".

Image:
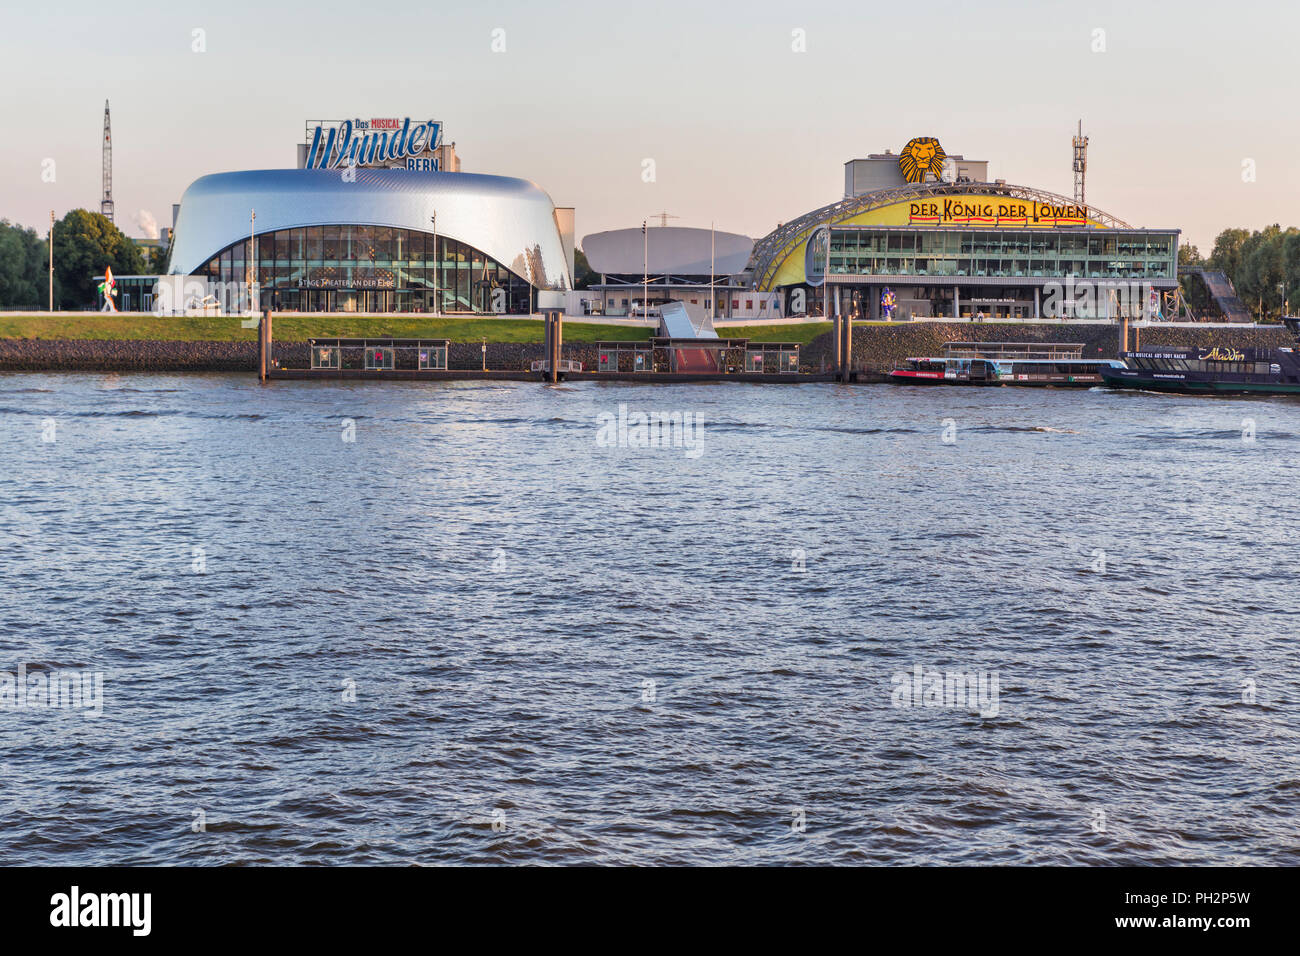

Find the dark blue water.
[{"left": 1, "top": 373, "right": 1297, "bottom": 864}]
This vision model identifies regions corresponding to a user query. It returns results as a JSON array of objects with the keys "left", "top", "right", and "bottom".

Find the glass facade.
[
  {"left": 194, "top": 225, "right": 534, "bottom": 313},
  {"left": 827, "top": 228, "right": 1178, "bottom": 281}
]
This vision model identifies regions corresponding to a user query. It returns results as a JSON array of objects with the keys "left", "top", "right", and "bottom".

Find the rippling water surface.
[{"left": 1, "top": 372, "right": 1297, "bottom": 865}]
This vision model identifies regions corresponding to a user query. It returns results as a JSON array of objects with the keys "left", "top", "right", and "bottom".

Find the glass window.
[
  {"left": 460, "top": 256, "right": 475, "bottom": 308},
  {"left": 351, "top": 225, "right": 372, "bottom": 262},
  {"left": 306, "top": 227, "right": 323, "bottom": 260}
]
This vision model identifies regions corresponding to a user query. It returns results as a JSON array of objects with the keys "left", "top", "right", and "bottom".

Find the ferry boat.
[
  {"left": 1099, "top": 319, "right": 1300, "bottom": 395},
  {"left": 888, "top": 342, "right": 1126, "bottom": 387}
]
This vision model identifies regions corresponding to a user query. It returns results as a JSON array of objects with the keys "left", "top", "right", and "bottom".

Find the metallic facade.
[
  {"left": 170, "top": 167, "right": 572, "bottom": 291},
  {"left": 582, "top": 226, "right": 753, "bottom": 277}
]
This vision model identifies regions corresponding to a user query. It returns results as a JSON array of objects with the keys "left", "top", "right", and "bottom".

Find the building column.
[
  {"left": 953, "top": 286, "right": 960, "bottom": 320},
  {"left": 1034, "top": 287, "right": 1040, "bottom": 319}
]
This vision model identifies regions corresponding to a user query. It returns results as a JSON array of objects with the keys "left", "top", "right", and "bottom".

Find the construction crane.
[{"left": 101, "top": 100, "right": 114, "bottom": 223}]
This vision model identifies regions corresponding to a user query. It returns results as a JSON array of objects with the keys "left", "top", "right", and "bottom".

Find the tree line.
[
  {"left": 1, "top": 210, "right": 1295, "bottom": 319},
  {"left": 0, "top": 210, "right": 170, "bottom": 310},
  {"left": 1179, "top": 225, "right": 1300, "bottom": 321}
]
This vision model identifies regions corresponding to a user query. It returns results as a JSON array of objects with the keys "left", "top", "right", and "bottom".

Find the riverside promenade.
[{"left": 0, "top": 313, "right": 1290, "bottom": 380}]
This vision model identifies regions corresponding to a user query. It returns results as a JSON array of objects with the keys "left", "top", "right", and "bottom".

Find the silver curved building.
[
  {"left": 170, "top": 168, "right": 573, "bottom": 313},
  {"left": 578, "top": 226, "right": 769, "bottom": 320},
  {"left": 582, "top": 226, "right": 753, "bottom": 277}
]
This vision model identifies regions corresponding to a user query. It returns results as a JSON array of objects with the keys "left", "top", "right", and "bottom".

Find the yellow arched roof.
[{"left": 749, "top": 182, "right": 1130, "bottom": 290}]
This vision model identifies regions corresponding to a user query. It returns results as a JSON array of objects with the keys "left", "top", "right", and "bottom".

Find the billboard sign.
[{"left": 304, "top": 118, "right": 443, "bottom": 171}]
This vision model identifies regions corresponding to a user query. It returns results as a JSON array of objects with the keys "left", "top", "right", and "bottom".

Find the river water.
[{"left": 1, "top": 373, "right": 1297, "bottom": 865}]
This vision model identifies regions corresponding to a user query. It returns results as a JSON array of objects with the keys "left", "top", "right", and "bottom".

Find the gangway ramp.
[
  {"left": 1185, "top": 268, "right": 1252, "bottom": 323},
  {"left": 657, "top": 301, "right": 720, "bottom": 371}
]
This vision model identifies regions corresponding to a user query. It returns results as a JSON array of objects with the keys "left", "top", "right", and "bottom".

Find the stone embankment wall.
[
  {"left": 0, "top": 340, "right": 603, "bottom": 373},
  {"left": 3, "top": 325, "right": 1290, "bottom": 373},
  {"left": 800, "top": 323, "right": 1293, "bottom": 371}
]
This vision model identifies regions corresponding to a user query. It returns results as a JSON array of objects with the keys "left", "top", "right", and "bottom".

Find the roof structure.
[
  {"left": 747, "top": 181, "right": 1132, "bottom": 291},
  {"left": 583, "top": 226, "right": 753, "bottom": 277},
  {"left": 169, "top": 167, "right": 571, "bottom": 289}
]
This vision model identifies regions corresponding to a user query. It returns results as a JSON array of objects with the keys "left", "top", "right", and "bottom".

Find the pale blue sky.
[{"left": 3, "top": 0, "right": 1296, "bottom": 252}]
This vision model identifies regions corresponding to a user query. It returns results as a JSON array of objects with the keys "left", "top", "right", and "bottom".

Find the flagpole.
[
  {"left": 248, "top": 208, "right": 256, "bottom": 314},
  {"left": 710, "top": 221, "right": 715, "bottom": 322}
]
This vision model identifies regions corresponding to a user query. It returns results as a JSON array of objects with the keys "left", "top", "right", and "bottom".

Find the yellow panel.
[
  {"left": 770, "top": 249, "right": 808, "bottom": 287},
  {"left": 844, "top": 195, "right": 1099, "bottom": 229},
  {"left": 760, "top": 194, "right": 1107, "bottom": 291}
]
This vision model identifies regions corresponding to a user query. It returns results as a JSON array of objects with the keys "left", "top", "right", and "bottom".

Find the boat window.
[{"left": 1254, "top": 362, "right": 1271, "bottom": 375}]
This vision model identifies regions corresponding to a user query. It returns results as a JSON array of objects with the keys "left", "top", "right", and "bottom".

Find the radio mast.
[
  {"left": 1071, "top": 119, "right": 1088, "bottom": 206},
  {"left": 101, "top": 100, "right": 114, "bottom": 223}
]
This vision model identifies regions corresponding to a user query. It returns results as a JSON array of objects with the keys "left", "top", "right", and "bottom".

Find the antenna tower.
[{"left": 1072, "top": 119, "right": 1088, "bottom": 206}]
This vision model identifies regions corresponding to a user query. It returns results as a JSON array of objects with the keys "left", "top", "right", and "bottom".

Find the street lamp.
[
  {"left": 247, "top": 208, "right": 257, "bottom": 315},
  {"left": 48, "top": 210, "right": 54, "bottom": 311}
]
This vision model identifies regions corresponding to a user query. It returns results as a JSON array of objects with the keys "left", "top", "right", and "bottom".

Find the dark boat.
[
  {"left": 1099, "top": 318, "right": 1300, "bottom": 395},
  {"left": 888, "top": 342, "right": 1125, "bottom": 387}
]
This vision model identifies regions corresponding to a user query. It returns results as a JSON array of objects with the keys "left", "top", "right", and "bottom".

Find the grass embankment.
[
  {"left": 0, "top": 314, "right": 645, "bottom": 343},
  {"left": 721, "top": 321, "right": 832, "bottom": 345},
  {"left": 0, "top": 314, "right": 835, "bottom": 345}
]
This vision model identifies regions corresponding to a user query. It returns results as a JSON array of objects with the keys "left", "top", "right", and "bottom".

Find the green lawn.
[
  {"left": 0, "top": 314, "right": 650, "bottom": 343},
  {"left": 0, "top": 313, "right": 835, "bottom": 345},
  {"left": 720, "top": 322, "right": 832, "bottom": 345}
]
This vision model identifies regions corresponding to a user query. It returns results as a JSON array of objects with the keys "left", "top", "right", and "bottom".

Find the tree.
[
  {"left": 1207, "top": 228, "right": 1250, "bottom": 280},
  {"left": 51, "top": 209, "right": 146, "bottom": 308},
  {"left": 150, "top": 233, "right": 173, "bottom": 275},
  {"left": 572, "top": 247, "right": 595, "bottom": 290},
  {"left": 1176, "top": 243, "right": 1211, "bottom": 316},
  {"left": 1283, "top": 231, "right": 1300, "bottom": 315},
  {"left": 0, "top": 220, "right": 48, "bottom": 308},
  {"left": 1233, "top": 225, "right": 1295, "bottom": 320}
]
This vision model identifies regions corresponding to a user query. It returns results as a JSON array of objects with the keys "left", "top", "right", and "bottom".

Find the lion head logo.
[{"left": 899, "top": 137, "right": 946, "bottom": 183}]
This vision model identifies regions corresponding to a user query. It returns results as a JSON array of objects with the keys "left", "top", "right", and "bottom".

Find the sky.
[{"left": 3, "top": 0, "right": 1297, "bottom": 253}]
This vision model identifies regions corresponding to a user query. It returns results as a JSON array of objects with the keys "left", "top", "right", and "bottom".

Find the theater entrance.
[
  {"left": 297, "top": 289, "right": 397, "bottom": 312},
  {"left": 337, "top": 290, "right": 394, "bottom": 313}
]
